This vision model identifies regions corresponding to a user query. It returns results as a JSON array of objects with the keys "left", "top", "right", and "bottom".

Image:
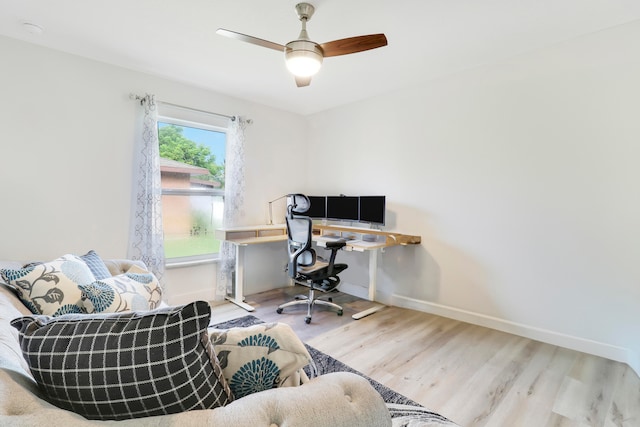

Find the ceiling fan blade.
[
  {"left": 320, "top": 34, "right": 388, "bottom": 57},
  {"left": 216, "top": 28, "right": 285, "bottom": 52},
  {"left": 295, "top": 76, "right": 312, "bottom": 87}
]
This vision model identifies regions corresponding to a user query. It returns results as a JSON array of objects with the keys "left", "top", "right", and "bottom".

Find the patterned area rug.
[{"left": 211, "top": 315, "right": 460, "bottom": 427}]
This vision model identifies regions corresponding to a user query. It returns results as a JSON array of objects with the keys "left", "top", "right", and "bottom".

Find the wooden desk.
[{"left": 216, "top": 224, "right": 421, "bottom": 318}]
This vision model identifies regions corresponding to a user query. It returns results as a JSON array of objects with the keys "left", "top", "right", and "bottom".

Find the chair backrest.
[
  {"left": 287, "top": 194, "right": 311, "bottom": 215},
  {"left": 286, "top": 194, "right": 315, "bottom": 278}
]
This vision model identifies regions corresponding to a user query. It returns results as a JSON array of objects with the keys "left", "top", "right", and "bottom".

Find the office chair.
[{"left": 276, "top": 194, "right": 348, "bottom": 324}]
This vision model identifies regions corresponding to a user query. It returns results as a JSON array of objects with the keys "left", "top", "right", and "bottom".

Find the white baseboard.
[
  {"left": 167, "top": 289, "right": 216, "bottom": 306},
  {"left": 338, "top": 282, "right": 369, "bottom": 299},
  {"left": 391, "top": 294, "right": 640, "bottom": 377}
]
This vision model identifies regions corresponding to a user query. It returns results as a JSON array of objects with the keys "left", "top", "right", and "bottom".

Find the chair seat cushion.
[
  {"left": 298, "top": 263, "right": 348, "bottom": 282},
  {"left": 298, "top": 259, "right": 329, "bottom": 274}
]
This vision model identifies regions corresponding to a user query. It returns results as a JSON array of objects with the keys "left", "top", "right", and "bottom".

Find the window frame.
[{"left": 157, "top": 114, "right": 227, "bottom": 267}]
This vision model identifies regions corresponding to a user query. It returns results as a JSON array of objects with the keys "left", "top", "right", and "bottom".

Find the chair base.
[{"left": 276, "top": 286, "right": 343, "bottom": 324}]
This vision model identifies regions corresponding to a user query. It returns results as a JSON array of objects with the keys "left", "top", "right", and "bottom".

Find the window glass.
[{"left": 157, "top": 119, "right": 226, "bottom": 261}]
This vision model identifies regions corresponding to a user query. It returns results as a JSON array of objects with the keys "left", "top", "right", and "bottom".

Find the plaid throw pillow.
[{"left": 11, "top": 301, "right": 233, "bottom": 420}]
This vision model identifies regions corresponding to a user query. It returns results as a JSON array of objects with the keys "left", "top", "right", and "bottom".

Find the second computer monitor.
[{"left": 326, "top": 196, "right": 359, "bottom": 221}]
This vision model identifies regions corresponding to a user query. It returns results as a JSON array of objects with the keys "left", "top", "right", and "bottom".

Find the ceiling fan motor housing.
[{"left": 295, "top": 3, "right": 315, "bottom": 21}]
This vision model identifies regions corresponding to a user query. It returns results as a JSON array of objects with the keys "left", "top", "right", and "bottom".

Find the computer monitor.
[
  {"left": 358, "top": 196, "right": 386, "bottom": 225},
  {"left": 326, "top": 196, "right": 359, "bottom": 221},
  {"left": 305, "top": 196, "right": 327, "bottom": 218}
]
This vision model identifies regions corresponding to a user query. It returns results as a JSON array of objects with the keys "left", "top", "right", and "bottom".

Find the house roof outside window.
[{"left": 160, "top": 157, "right": 221, "bottom": 189}]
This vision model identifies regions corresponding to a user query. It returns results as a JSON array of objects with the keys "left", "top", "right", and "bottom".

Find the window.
[{"left": 157, "top": 116, "right": 226, "bottom": 262}]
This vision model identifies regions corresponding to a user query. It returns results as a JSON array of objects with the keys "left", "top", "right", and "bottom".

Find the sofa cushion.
[
  {"left": 10, "top": 300, "right": 233, "bottom": 421},
  {"left": 0, "top": 254, "right": 95, "bottom": 316},
  {"left": 210, "top": 322, "right": 314, "bottom": 399},
  {"left": 78, "top": 265, "right": 162, "bottom": 313},
  {"left": 79, "top": 250, "right": 112, "bottom": 280}
]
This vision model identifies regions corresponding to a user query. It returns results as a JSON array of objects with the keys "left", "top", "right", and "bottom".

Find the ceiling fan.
[{"left": 216, "top": 2, "right": 387, "bottom": 87}]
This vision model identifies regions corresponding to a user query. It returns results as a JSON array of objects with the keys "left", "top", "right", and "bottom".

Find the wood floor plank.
[
  {"left": 209, "top": 286, "right": 640, "bottom": 427},
  {"left": 605, "top": 364, "right": 640, "bottom": 427},
  {"left": 486, "top": 345, "right": 577, "bottom": 427},
  {"left": 438, "top": 335, "right": 534, "bottom": 426},
  {"left": 552, "top": 355, "right": 623, "bottom": 426}
]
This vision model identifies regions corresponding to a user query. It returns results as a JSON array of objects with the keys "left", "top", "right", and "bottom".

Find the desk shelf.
[
  {"left": 314, "top": 224, "right": 421, "bottom": 247},
  {"left": 215, "top": 224, "right": 287, "bottom": 245}
]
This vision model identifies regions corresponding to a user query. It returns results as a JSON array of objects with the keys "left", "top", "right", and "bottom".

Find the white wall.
[
  {"left": 2, "top": 18, "right": 639, "bottom": 375},
  {"left": 306, "top": 21, "right": 640, "bottom": 373},
  {"left": 0, "top": 36, "right": 304, "bottom": 302}
]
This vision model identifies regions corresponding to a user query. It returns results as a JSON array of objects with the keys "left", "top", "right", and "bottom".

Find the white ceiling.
[{"left": 2, "top": 0, "right": 640, "bottom": 115}]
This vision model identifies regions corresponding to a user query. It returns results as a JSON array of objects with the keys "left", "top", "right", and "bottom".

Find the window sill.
[{"left": 166, "top": 256, "right": 219, "bottom": 269}]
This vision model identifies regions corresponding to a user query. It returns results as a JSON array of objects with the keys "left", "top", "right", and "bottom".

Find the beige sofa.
[{"left": 0, "top": 259, "right": 391, "bottom": 427}]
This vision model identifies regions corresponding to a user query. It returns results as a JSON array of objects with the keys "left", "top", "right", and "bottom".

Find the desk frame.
[
  {"left": 216, "top": 225, "right": 288, "bottom": 312},
  {"left": 216, "top": 224, "right": 421, "bottom": 319}
]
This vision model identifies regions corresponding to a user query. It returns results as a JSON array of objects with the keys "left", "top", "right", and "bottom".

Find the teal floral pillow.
[
  {"left": 209, "top": 323, "right": 314, "bottom": 399},
  {"left": 78, "top": 265, "right": 162, "bottom": 313},
  {"left": 0, "top": 254, "right": 96, "bottom": 316}
]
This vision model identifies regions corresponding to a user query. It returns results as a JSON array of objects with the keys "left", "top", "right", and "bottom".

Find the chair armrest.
[
  {"left": 322, "top": 241, "right": 346, "bottom": 276},
  {"left": 325, "top": 240, "right": 347, "bottom": 249}
]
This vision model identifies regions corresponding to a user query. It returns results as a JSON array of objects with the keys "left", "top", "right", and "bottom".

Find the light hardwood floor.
[{"left": 211, "top": 286, "right": 640, "bottom": 427}]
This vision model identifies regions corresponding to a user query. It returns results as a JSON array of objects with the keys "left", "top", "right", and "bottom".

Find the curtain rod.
[
  {"left": 158, "top": 100, "right": 235, "bottom": 121},
  {"left": 129, "top": 93, "right": 242, "bottom": 122}
]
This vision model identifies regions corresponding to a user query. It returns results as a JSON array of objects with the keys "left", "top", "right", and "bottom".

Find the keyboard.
[{"left": 317, "top": 235, "right": 342, "bottom": 241}]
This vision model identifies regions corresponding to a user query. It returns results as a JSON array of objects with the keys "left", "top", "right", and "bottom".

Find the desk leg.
[
  {"left": 225, "top": 243, "right": 255, "bottom": 312},
  {"left": 352, "top": 249, "right": 385, "bottom": 320},
  {"left": 368, "top": 249, "right": 377, "bottom": 301}
]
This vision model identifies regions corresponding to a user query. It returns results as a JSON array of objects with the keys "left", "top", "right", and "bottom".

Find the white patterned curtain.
[
  {"left": 128, "top": 94, "right": 165, "bottom": 284},
  {"left": 217, "top": 116, "right": 248, "bottom": 299}
]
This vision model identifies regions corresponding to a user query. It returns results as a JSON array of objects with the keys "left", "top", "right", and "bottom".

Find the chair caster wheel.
[
  {"left": 337, "top": 310, "right": 343, "bottom": 316},
  {"left": 276, "top": 308, "right": 283, "bottom": 314},
  {"left": 305, "top": 317, "right": 311, "bottom": 324}
]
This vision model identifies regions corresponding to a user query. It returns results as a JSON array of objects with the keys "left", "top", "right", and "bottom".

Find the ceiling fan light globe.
[
  {"left": 285, "top": 40, "right": 323, "bottom": 77},
  {"left": 286, "top": 54, "right": 322, "bottom": 77}
]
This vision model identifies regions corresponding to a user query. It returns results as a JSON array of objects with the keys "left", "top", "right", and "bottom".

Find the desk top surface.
[
  {"left": 217, "top": 223, "right": 420, "bottom": 249},
  {"left": 226, "top": 234, "right": 287, "bottom": 246},
  {"left": 218, "top": 224, "right": 287, "bottom": 232}
]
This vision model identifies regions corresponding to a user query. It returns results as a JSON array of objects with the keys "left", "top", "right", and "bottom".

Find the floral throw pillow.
[
  {"left": 209, "top": 322, "right": 315, "bottom": 399},
  {"left": 78, "top": 265, "right": 162, "bottom": 313},
  {"left": 0, "top": 254, "right": 95, "bottom": 316}
]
